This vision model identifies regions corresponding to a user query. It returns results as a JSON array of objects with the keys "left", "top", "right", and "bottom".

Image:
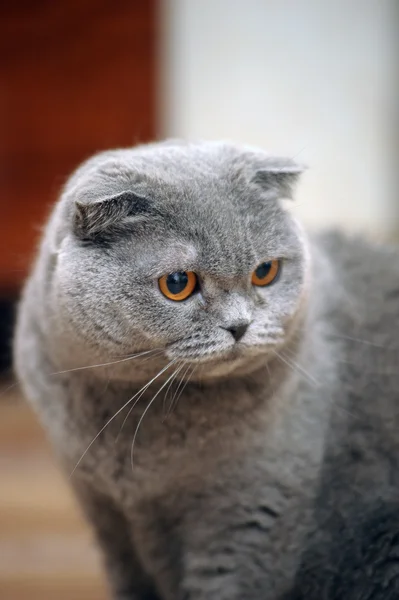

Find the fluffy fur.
[{"left": 14, "top": 140, "right": 399, "bottom": 599}]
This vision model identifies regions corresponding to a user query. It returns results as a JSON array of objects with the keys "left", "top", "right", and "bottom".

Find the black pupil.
[
  {"left": 255, "top": 262, "right": 272, "bottom": 279},
  {"left": 166, "top": 272, "right": 188, "bottom": 295}
]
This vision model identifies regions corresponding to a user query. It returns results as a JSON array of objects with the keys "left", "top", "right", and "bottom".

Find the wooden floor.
[{"left": 0, "top": 377, "right": 108, "bottom": 600}]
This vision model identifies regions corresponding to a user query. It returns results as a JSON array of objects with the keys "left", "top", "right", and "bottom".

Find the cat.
[{"left": 13, "top": 140, "right": 399, "bottom": 599}]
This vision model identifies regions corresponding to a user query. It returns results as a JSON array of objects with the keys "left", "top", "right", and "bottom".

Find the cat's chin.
[
  {"left": 169, "top": 342, "right": 276, "bottom": 363},
  {"left": 197, "top": 353, "right": 271, "bottom": 380},
  {"left": 170, "top": 344, "right": 275, "bottom": 380}
]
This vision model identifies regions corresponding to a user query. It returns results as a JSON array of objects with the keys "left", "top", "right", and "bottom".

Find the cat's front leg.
[
  {"left": 176, "top": 490, "right": 281, "bottom": 600},
  {"left": 72, "top": 479, "right": 160, "bottom": 600},
  {"left": 177, "top": 534, "right": 274, "bottom": 600}
]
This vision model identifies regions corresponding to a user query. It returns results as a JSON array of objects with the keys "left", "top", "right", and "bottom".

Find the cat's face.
[{"left": 52, "top": 142, "right": 309, "bottom": 380}]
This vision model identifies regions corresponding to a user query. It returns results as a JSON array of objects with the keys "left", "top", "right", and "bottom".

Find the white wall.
[{"left": 160, "top": 0, "right": 398, "bottom": 236}]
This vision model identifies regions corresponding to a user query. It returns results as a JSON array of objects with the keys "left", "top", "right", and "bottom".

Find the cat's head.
[{"left": 49, "top": 141, "right": 309, "bottom": 381}]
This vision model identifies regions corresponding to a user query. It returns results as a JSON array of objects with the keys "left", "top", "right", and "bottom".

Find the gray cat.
[{"left": 14, "top": 140, "right": 399, "bottom": 599}]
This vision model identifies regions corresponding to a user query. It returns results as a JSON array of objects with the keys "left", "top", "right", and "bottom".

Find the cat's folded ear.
[
  {"left": 251, "top": 157, "right": 306, "bottom": 200},
  {"left": 73, "top": 191, "right": 151, "bottom": 239}
]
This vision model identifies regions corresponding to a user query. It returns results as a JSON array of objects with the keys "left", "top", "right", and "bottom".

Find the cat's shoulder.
[
  {"left": 313, "top": 228, "right": 398, "bottom": 261},
  {"left": 312, "top": 228, "right": 399, "bottom": 283},
  {"left": 310, "top": 228, "right": 399, "bottom": 326}
]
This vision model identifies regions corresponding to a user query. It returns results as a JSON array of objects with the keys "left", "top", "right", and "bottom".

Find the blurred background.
[{"left": 0, "top": 1, "right": 398, "bottom": 598}]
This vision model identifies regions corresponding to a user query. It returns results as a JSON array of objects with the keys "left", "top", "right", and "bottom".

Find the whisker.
[
  {"left": 281, "top": 345, "right": 309, "bottom": 363},
  {"left": 332, "top": 403, "right": 359, "bottom": 420},
  {"left": 69, "top": 358, "right": 177, "bottom": 477},
  {"left": 54, "top": 349, "right": 162, "bottom": 376},
  {"left": 328, "top": 333, "right": 397, "bottom": 350},
  {"left": 0, "top": 380, "right": 20, "bottom": 400},
  {"left": 286, "top": 345, "right": 397, "bottom": 373},
  {"left": 135, "top": 350, "right": 166, "bottom": 364},
  {"left": 168, "top": 363, "right": 197, "bottom": 416},
  {"left": 0, "top": 350, "right": 165, "bottom": 401},
  {"left": 275, "top": 349, "right": 361, "bottom": 420},
  {"left": 130, "top": 364, "right": 182, "bottom": 469},
  {"left": 165, "top": 362, "right": 191, "bottom": 419},
  {"left": 295, "top": 324, "right": 398, "bottom": 351},
  {"left": 116, "top": 361, "right": 184, "bottom": 442},
  {"left": 265, "top": 359, "right": 276, "bottom": 397},
  {"left": 273, "top": 350, "right": 320, "bottom": 388},
  {"left": 162, "top": 360, "right": 185, "bottom": 419},
  {"left": 112, "top": 348, "right": 163, "bottom": 359}
]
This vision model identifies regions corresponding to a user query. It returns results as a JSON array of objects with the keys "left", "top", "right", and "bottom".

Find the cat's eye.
[
  {"left": 159, "top": 271, "right": 198, "bottom": 301},
  {"left": 251, "top": 260, "right": 281, "bottom": 287}
]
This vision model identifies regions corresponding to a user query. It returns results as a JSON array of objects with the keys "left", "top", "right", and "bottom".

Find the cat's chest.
[
  {"left": 65, "top": 377, "right": 328, "bottom": 510},
  {"left": 68, "top": 386, "right": 265, "bottom": 500}
]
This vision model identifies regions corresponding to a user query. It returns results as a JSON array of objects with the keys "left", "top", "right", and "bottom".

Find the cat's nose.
[{"left": 224, "top": 322, "right": 249, "bottom": 342}]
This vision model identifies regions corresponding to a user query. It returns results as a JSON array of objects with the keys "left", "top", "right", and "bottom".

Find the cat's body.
[{"left": 14, "top": 141, "right": 399, "bottom": 599}]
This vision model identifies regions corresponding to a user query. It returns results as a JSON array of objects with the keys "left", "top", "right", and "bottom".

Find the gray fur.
[{"left": 13, "top": 140, "right": 399, "bottom": 599}]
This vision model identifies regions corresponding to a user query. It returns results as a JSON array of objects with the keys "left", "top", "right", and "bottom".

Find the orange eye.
[
  {"left": 159, "top": 271, "right": 198, "bottom": 301},
  {"left": 251, "top": 260, "right": 281, "bottom": 287}
]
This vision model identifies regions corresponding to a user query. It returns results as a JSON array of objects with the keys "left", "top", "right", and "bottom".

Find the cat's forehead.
[
  {"left": 64, "top": 141, "right": 303, "bottom": 265},
  {"left": 157, "top": 176, "right": 289, "bottom": 254},
  {"left": 126, "top": 195, "right": 292, "bottom": 281},
  {"left": 125, "top": 200, "right": 258, "bottom": 279},
  {"left": 108, "top": 151, "right": 282, "bottom": 221},
  {"left": 90, "top": 145, "right": 250, "bottom": 200},
  {"left": 68, "top": 141, "right": 300, "bottom": 219}
]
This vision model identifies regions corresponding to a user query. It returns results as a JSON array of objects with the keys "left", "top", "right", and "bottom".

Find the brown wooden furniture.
[
  {"left": 0, "top": 6, "right": 158, "bottom": 595},
  {"left": 1, "top": 0, "right": 157, "bottom": 296}
]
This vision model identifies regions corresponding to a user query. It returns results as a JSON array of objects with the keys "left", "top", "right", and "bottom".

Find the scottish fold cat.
[{"left": 14, "top": 141, "right": 399, "bottom": 599}]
